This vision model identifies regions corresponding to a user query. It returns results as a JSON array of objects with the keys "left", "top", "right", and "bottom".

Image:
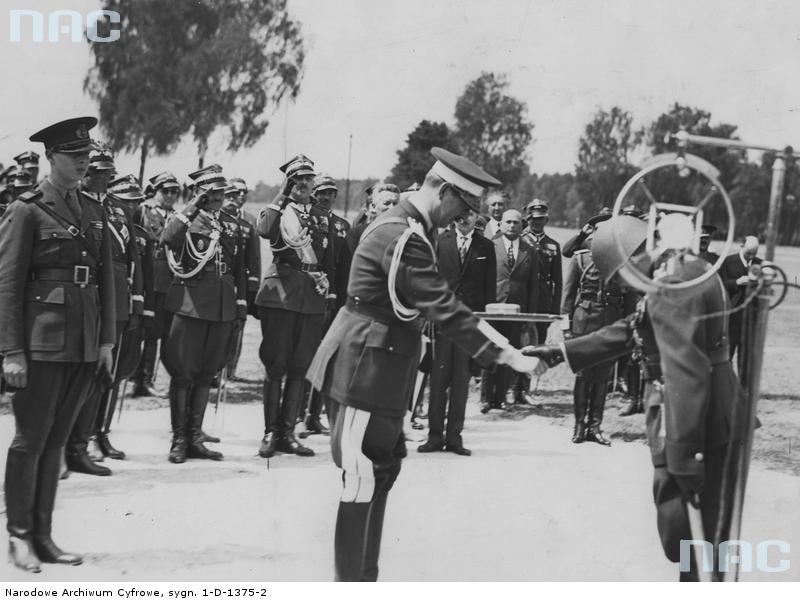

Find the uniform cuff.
[{"left": 143, "top": 310, "right": 156, "bottom": 317}]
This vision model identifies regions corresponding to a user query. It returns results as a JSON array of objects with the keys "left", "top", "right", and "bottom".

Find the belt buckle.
[
  {"left": 67, "top": 225, "right": 80, "bottom": 237},
  {"left": 73, "top": 265, "right": 90, "bottom": 287}
]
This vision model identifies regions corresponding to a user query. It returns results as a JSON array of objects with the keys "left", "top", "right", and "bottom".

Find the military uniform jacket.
[
  {"left": 0, "top": 180, "right": 116, "bottom": 362},
  {"left": 225, "top": 207, "right": 261, "bottom": 295},
  {"left": 437, "top": 229, "right": 496, "bottom": 311},
  {"left": 161, "top": 204, "right": 247, "bottom": 322},
  {"left": 132, "top": 222, "right": 156, "bottom": 319},
  {"left": 100, "top": 195, "right": 144, "bottom": 322},
  {"left": 135, "top": 201, "right": 174, "bottom": 293},
  {"left": 562, "top": 250, "right": 626, "bottom": 335},
  {"left": 255, "top": 201, "right": 335, "bottom": 315},
  {"left": 306, "top": 199, "right": 504, "bottom": 418},
  {"left": 493, "top": 236, "right": 539, "bottom": 311},
  {"left": 521, "top": 229, "right": 562, "bottom": 313},
  {"left": 563, "top": 259, "right": 740, "bottom": 478},
  {"left": 327, "top": 211, "right": 352, "bottom": 310}
]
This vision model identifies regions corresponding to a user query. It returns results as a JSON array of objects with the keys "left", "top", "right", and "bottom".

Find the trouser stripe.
[{"left": 340, "top": 406, "right": 374, "bottom": 503}]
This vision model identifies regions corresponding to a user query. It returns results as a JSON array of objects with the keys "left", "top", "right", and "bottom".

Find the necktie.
[
  {"left": 64, "top": 189, "right": 82, "bottom": 223},
  {"left": 458, "top": 235, "right": 469, "bottom": 263},
  {"left": 507, "top": 242, "right": 515, "bottom": 269}
]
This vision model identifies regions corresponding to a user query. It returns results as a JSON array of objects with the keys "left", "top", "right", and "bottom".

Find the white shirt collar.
[
  {"left": 456, "top": 229, "right": 474, "bottom": 240},
  {"left": 503, "top": 236, "right": 519, "bottom": 253}
]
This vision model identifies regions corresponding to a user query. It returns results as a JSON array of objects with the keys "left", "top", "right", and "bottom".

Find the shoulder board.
[{"left": 18, "top": 189, "right": 43, "bottom": 203}]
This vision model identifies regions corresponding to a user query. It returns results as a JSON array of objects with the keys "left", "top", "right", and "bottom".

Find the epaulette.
[{"left": 18, "top": 189, "right": 43, "bottom": 203}]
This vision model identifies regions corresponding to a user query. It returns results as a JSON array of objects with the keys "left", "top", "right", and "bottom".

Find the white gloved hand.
[
  {"left": 736, "top": 275, "right": 749, "bottom": 286},
  {"left": 499, "top": 347, "right": 548, "bottom": 376}
]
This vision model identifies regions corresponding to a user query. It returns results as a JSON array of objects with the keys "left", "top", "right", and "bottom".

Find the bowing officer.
[
  {"left": 66, "top": 148, "right": 144, "bottom": 475},
  {"left": 1, "top": 117, "right": 115, "bottom": 573},
  {"left": 525, "top": 216, "right": 743, "bottom": 581},
  {"left": 306, "top": 147, "right": 544, "bottom": 581},
  {"left": 131, "top": 171, "right": 181, "bottom": 397},
  {"left": 160, "top": 166, "right": 247, "bottom": 463},
  {"left": 418, "top": 207, "right": 496, "bottom": 455},
  {"left": 255, "top": 155, "right": 335, "bottom": 458}
]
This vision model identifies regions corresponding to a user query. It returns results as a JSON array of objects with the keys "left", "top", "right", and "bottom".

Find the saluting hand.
[{"left": 2, "top": 351, "right": 28, "bottom": 389}]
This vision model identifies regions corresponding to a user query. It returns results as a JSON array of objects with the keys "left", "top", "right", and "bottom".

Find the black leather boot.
[
  {"left": 95, "top": 383, "right": 126, "bottom": 459},
  {"left": 32, "top": 449, "right": 83, "bottom": 565},
  {"left": 5, "top": 449, "right": 41, "bottom": 572},
  {"left": 168, "top": 384, "right": 188, "bottom": 464},
  {"left": 618, "top": 396, "right": 642, "bottom": 417},
  {"left": 8, "top": 537, "right": 41, "bottom": 573},
  {"left": 258, "top": 380, "right": 282, "bottom": 458},
  {"left": 301, "top": 390, "right": 329, "bottom": 437},
  {"left": 585, "top": 382, "right": 612, "bottom": 446},
  {"left": 572, "top": 377, "right": 588, "bottom": 443},
  {"left": 132, "top": 338, "right": 161, "bottom": 397},
  {"left": 334, "top": 501, "right": 371, "bottom": 581},
  {"left": 362, "top": 492, "right": 389, "bottom": 581},
  {"left": 186, "top": 385, "right": 223, "bottom": 460},
  {"left": 66, "top": 448, "right": 112, "bottom": 476},
  {"left": 278, "top": 378, "right": 314, "bottom": 456}
]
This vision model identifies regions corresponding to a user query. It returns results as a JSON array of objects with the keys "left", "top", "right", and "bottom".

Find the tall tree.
[
  {"left": 390, "top": 120, "right": 455, "bottom": 190},
  {"left": 85, "top": 0, "right": 305, "bottom": 179},
  {"left": 575, "top": 106, "right": 639, "bottom": 211},
  {"left": 453, "top": 72, "right": 533, "bottom": 186}
]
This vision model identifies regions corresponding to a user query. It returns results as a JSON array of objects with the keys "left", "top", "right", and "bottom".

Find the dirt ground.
[{"left": 1, "top": 230, "right": 798, "bottom": 582}]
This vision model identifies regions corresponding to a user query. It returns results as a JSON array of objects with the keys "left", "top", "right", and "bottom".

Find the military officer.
[
  {"left": 131, "top": 171, "right": 181, "bottom": 397},
  {"left": 95, "top": 175, "right": 155, "bottom": 460},
  {"left": 561, "top": 227, "right": 629, "bottom": 445},
  {"left": 254, "top": 155, "right": 335, "bottom": 458},
  {"left": 524, "top": 215, "right": 743, "bottom": 581},
  {"left": 221, "top": 179, "right": 261, "bottom": 380},
  {"left": 1, "top": 117, "right": 115, "bottom": 573},
  {"left": 65, "top": 148, "right": 143, "bottom": 476},
  {"left": 300, "top": 173, "right": 351, "bottom": 437},
  {"left": 14, "top": 151, "right": 40, "bottom": 185},
  {"left": 306, "top": 147, "right": 544, "bottom": 581},
  {"left": 160, "top": 166, "right": 247, "bottom": 463},
  {"left": 562, "top": 208, "right": 612, "bottom": 259},
  {"left": 0, "top": 167, "right": 35, "bottom": 218}
]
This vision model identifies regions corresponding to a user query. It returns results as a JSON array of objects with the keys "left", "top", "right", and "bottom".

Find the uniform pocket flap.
[
  {"left": 26, "top": 285, "right": 66, "bottom": 304},
  {"left": 38, "top": 227, "right": 72, "bottom": 241}
]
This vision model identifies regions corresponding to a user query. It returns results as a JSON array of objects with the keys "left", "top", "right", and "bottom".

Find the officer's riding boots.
[
  {"left": 334, "top": 501, "right": 371, "bottom": 581},
  {"left": 5, "top": 449, "right": 42, "bottom": 572},
  {"left": 168, "top": 385, "right": 188, "bottom": 463},
  {"left": 95, "top": 385, "right": 126, "bottom": 459},
  {"left": 258, "top": 380, "right": 282, "bottom": 458},
  {"left": 66, "top": 386, "right": 112, "bottom": 476},
  {"left": 303, "top": 390, "right": 329, "bottom": 436},
  {"left": 278, "top": 378, "right": 314, "bottom": 456},
  {"left": 186, "top": 385, "right": 223, "bottom": 460},
  {"left": 133, "top": 340, "right": 160, "bottom": 397},
  {"left": 362, "top": 491, "right": 389, "bottom": 581},
  {"left": 32, "top": 449, "right": 83, "bottom": 565},
  {"left": 571, "top": 378, "right": 588, "bottom": 443},
  {"left": 585, "top": 383, "right": 612, "bottom": 446}
]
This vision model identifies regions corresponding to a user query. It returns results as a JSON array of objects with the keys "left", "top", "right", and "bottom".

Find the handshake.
[{"left": 497, "top": 344, "right": 566, "bottom": 376}]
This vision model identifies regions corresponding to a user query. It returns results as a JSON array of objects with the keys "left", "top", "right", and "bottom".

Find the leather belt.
[
  {"left": 346, "top": 297, "right": 400, "bottom": 324},
  {"left": 31, "top": 266, "right": 97, "bottom": 286},
  {"left": 202, "top": 262, "right": 228, "bottom": 274},
  {"left": 276, "top": 258, "right": 321, "bottom": 273}
]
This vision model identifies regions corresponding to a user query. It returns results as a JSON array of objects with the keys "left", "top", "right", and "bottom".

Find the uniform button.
[
  {"left": 389, "top": 346, "right": 394, "bottom": 352},
  {"left": 51, "top": 233, "right": 57, "bottom": 238},
  {"left": 694, "top": 452, "right": 704, "bottom": 462},
  {"left": 81, "top": 251, "right": 87, "bottom": 257}
]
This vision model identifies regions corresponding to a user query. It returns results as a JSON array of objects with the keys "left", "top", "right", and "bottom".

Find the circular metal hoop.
[
  {"left": 762, "top": 262, "right": 790, "bottom": 309},
  {"left": 612, "top": 152, "right": 736, "bottom": 293}
]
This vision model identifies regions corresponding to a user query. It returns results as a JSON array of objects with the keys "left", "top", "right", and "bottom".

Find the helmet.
[{"left": 590, "top": 216, "right": 647, "bottom": 283}]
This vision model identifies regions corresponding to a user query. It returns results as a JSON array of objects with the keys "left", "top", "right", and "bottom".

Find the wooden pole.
[{"left": 344, "top": 134, "right": 353, "bottom": 219}]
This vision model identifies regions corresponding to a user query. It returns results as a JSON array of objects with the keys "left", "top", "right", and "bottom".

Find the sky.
[{"left": 3, "top": 0, "right": 800, "bottom": 186}]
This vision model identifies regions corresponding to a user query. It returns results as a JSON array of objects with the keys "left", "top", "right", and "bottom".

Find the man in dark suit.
[
  {"left": 721, "top": 236, "right": 762, "bottom": 369},
  {"left": 419, "top": 208, "right": 496, "bottom": 456},
  {"left": 481, "top": 209, "right": 539, "bottom": 413},
  {"left": 306, "top": 148, "right": 543, "bottom": 581},
  {"left": 525, "top": 216, "right": 744, "bottom": 581}
]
